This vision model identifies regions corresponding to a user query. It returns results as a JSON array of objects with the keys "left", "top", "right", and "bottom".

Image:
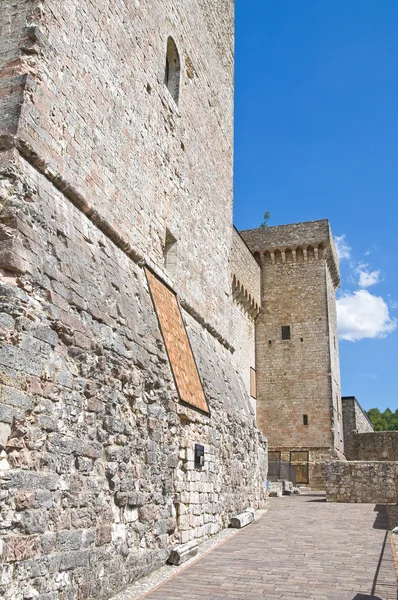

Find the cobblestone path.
[{"left": 144, "top": 492, "right": 397, "bottom": 600}]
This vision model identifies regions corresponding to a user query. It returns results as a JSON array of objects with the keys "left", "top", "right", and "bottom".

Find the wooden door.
[{"left": 290, "top": 451, "right": 309, "bottom": 484}]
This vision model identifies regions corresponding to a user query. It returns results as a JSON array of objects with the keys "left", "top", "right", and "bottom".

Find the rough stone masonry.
[{"left": 0, "top": 1, "right": 267, "bottom": 598}]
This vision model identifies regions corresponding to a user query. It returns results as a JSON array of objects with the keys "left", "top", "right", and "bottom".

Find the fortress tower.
[{"left": 242, "top": 220, "right": 343, "bottom": 486}]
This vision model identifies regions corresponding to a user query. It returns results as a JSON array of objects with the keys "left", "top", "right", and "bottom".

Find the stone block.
[
  {"left": 2, "top": 470, "right": 59, "bottom": 491},
  {"left": 268, "top": 481, "right": 283, "bottom": 497},
  {"left": 168, "top": 540, "right": 198, "bottom": 565},
  {"left": 1, "top": 535, "right": 41, "bottom": 562},
  {"left": 0, "top": 421, "right": 11, "bottom": 449},
  {"left": 20, "top": 509, "right": 48, "bottom": 535},
  {"left": 1, "top": 385, "right": 32, "bottom": 411},
  {"left": 15, "top": 491, "right": 35, "bottom": 511},
  {"left": 230, "top": 510, "right": 254, "bottom": 529},
  {"left": 0, "top": 403, "right": 15, "bottom": 424},
  {"left": 282, "top": 480, "right": 294, "bottom": 495}
]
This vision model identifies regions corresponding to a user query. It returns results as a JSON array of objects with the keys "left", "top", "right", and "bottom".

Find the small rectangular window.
[
  {"left": 281, "top": 325, "right": 291, "bottom": 341},
  {"left": 164, "top": 229, "right": 177, "bottom": 276},
  {"left": 250, "top": 367, "right": 256, "bottom": 399},
  {"left": 303, "top": 414, "right": 308, "bottom": 426}
]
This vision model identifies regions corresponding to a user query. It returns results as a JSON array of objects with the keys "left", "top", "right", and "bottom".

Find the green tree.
[
  {"left": 260, "top": 211, "right": 271, "bottom": 228},
  {"left": 367, "top": 407, "right": 398, "bottom": 431}
]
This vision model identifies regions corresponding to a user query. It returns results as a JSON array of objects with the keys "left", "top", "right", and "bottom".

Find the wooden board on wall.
[
  {"left": 145, "top": 268, "right": 209, "bottom": 414},
  {"left": 250, "top": 367, "right": 257, "bottom": 399}
]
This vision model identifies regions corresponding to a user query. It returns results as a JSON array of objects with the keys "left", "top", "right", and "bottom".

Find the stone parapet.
[
  {"left": 350, "top": 431, "right": 398, "bottom": 462},
  {"left": 325, "top": 461, "right": 398, "bottom": 503}
]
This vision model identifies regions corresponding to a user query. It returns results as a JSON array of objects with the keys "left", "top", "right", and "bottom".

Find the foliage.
[
  {"left": 367, "top": 407, "right": 398, "bottom": 431},
  {"left": 259, "top": 210, "right": 271, "bottom": 228}
]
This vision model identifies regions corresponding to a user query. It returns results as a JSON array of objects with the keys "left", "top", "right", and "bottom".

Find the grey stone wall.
[
  {"left": 0, "top": 0, "right": 39, "bottom": 136},
  {"left": 325, "top": 268, "right": 343, "bottom": 456},
  {"left": 349, "top": 432, "right": 398, "bottom": 462},
  {"left": 0, "top": 160, "right": 267, "bottom": 599},
  {"left": 231, "top": 228, "right": 261, "bottom": 310},
  {"left": 342, "top": 396, "right": 374, "bottom": 460},
  {"left": 230, "top": 228, "right": 260, "bottom": 402},
  {"left": 325, "top": 461, "right": 398, "bottom": 503},
  {"left": 341, "top": 396, "right": 379, "bottom": 460},
  {"left": 1, "top": 0, "right": 235, "bottom": 342},
  {"left": 230, "top": 301, "right": 256, "bottom": 409}
]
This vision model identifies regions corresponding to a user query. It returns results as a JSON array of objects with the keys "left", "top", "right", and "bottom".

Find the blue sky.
[{"left": 234, "top": 0, "right": 398, "bottom": 412}]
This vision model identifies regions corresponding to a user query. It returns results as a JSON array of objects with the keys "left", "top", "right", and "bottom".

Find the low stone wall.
[
  {"left": 350, "top": 431, "right": 398, "bottom": 461},
  {"left": 325, "top": 461, "right": 398, "bottom": 503}
]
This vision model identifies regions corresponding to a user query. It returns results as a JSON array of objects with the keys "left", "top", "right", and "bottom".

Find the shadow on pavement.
[
  {"left": 301, "top": 493, "right": 325, "bottom": 498},
  {"left": 373, "top": 505, "right": 389, "bottom": 530},
  {"left": 352, "top": 595, "right": 383, "bottom": 600},
  {"left": 307, "top": 498, "right": 327, "bottom": 502}
]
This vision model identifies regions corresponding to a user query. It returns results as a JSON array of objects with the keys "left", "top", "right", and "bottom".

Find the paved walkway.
[{"left": 144, "top": 493, "right": 397, "bottom": 600}]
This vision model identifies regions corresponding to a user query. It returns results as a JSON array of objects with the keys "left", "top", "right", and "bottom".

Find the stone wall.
[
  {"left": 326, "top": 267, "right": 343, "bottom": 455},
  {"left": 0, "top": 160, "right": 267, "bottom": 599},
  {"left": 230, "top": 228, "right": 260, "bottom": 402},
  {"left": 342, "top": 396, "right": 374, "bottom": 460},
  {"left": 1, "top": 0, "right": 235, "bottom": 342},
  {"left": 0, "top": 0, "right": 39, "bottom": 136},
  {"left": 325, "top": 461, "right": 398, "bottom": 503},
  {"left": 230, "top": 302, "right": 256, "bottom": 410},
  {"left": 230, "top": 228, "right": 261, "bottom": 310},
  {"left": 349, "top": 431, "right": 398, "bottom": 462}
]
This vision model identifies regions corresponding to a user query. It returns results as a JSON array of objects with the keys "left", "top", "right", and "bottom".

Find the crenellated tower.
[{"left": 242, "top": 219, "right": 343, "bottom": 487}]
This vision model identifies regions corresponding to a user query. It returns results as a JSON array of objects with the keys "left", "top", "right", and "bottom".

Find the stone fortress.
[
  {"left": 242, "top": 220, "right": 344, "bottom": 488},
  {"left": 0, "top": 1, "right": 396, "bottom": 599}
]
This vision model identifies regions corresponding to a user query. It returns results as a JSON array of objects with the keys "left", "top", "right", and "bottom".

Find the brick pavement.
[{"left": 143, "top": 492, "right": 397, "bottom": 600}]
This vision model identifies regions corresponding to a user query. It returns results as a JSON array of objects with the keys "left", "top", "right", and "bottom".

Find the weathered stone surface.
[
  {"left": 230, "top": 229, "right": 260, "bottom": 402},
  {"left": 0, "top": 161, "right": 267, "bottom": 598},
  {"left": 282, "top": 480, "right": 294, "bottom": 495},
  {"left": 0, "top": 1, "right": 269, "bottom": 598},
  {"left": 1, "top": 535, "right": 41, "bottom": 563},
  {"left": 168, "top": 540, "right": 198, "bottom": 565},
  {"left": 325, "top": 461, "right": 398, "bottom": 503},
  {"left": 0, "top": 421, "right": 11, "bottom": 449},
  {"left": 342, "top": 398, "right": 398, "bottom": 462},
  {"left": 268, "top": 483, "right": 283, "bottom": 498},
  {"left": 230, "top": 511, "right": 254, "bottom": 529}
]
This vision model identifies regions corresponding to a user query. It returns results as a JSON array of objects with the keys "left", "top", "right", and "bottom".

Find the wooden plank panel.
[
  {"left": 290, "top": 451, "right": 309, "bottom": 484},
  {"left": 145, "top": 268, "right": 208, "bottom": 414},
  {"left": 250, "top": 367, "right": 257, "bottom": 399}
]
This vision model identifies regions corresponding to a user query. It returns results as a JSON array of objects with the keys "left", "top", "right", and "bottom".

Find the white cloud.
[
  {"left": 357, "top": 266, "right": 381, "bottom": 288},
  {"left": 337, "top": 289, "right": 397, "bottom": 342},
  {"left": 334, "top": 235, "right": 351, "bottom": 261},
  {"left": 390, "top": 299, "right": 398, "bottom": 310}
]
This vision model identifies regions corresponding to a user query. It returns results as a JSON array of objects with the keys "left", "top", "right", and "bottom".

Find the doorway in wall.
[{"left": 290, "top": 451, "right": 309, "bottom": 484}]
